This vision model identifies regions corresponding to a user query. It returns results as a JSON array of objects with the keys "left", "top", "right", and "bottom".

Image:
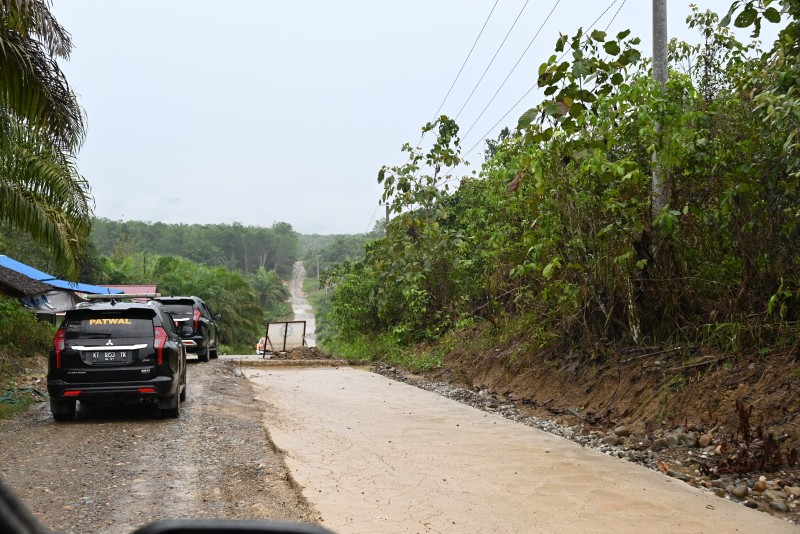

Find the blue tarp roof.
[{"left": 0, "top": 255, "right": 123, "bottom": 294}]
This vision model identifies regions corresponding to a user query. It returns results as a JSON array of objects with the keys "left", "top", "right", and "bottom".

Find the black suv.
[
  {"left": 47, "top": 300, "right": 187, "bottom": 421},
  {"left": 152, "top": 296, "right": 221, "bottom": 362}
]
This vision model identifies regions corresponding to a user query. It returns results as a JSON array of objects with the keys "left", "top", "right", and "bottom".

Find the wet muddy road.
[
  {"left": 3, "top": 352, "right": 797, "bottom": 534},
  {"left": 246, "top": 366, "right": 798, "bottom": 534},
  {"left": 0, "top": 360, "right": 315, "bottom": 534}
]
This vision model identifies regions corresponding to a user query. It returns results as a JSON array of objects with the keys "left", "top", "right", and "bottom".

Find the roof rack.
[{"left": 84, "top": 293, "right": 161, "bottom": 300}]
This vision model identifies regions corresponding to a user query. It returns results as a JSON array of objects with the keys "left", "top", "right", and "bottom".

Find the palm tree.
[
  {"left": 251, "top": 267, "right": 290, "bottom": 310},
  {"left": 0, "top": 0, "right": 91, "bottom": 278}
]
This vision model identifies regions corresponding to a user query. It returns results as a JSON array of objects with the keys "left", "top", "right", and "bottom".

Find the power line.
[
  {"left": 462, "top": 85, "right": 537, "bottom": 169},
  {"left": 364, "top": 202, "right": 381, "bottom": 233},
  {"left": 404, "top": 0, "right": 626, "bottom": 198},
  {"left": 553, "top": 0, "right": 621, "bottom": 64},
  {"left": 465, "top": 0, "right": 623, "bottom": 158},
  {"left": 454, "top": 0, "right": 532, "bottom": 121},
  {"left": 460, "top": 0, "right": 563, "bottom": 147},
  {"left": 414, "top": 1, "right": 500, "bottom": 178},
  {"left": 451, "top": 0, "right": 625, "bottom": 173},
  {"left": 428, "top": 0, "right": 500, "bottom": 127},
  {"left": 605, "top": 0, "right": 628, "bottom": 31}
]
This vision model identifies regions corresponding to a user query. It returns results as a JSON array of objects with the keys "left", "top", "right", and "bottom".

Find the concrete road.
[{"left": 246, "top": 366, "right": 797, "bottom": 534}]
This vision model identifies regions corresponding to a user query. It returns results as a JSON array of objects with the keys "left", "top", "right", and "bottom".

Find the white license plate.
[{"left": 90, "top": 350, "right": 128, "bottom": 363}]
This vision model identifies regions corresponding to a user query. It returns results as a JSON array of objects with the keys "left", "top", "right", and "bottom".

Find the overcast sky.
[{"left": 49, "top": 1, "right": 777, "bottom": 235}]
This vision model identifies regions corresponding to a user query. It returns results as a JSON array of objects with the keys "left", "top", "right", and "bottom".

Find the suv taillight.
[
  {"left": 154, "top": 326, "right": 167, "bottom": 365},
  {"left": 193, "top": 308, "right": 200, "bottom": 330},
  {"left": 53, "top": 329, "right": 66, "bottom": 368}
]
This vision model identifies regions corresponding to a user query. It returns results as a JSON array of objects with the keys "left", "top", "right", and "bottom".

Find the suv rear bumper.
[
  {"left": 181, "top": 335, "right": 205, "bottom": 353},
  {"left": 48, "top": 375, "right": 178, "bottom": 402}
]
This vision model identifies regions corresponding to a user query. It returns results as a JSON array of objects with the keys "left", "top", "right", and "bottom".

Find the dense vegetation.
[
  {"left": 0, "top": 294, "right": 55, "bottom": 415},
  {"left": 320, "top": 4, "right": 800, "bottom": 367}
]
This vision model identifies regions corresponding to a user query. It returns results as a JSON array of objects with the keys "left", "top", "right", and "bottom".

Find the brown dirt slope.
[
  {"left": 426, "top": 332, "right": 800, "bottom": 469},
  {"left": 383, "top": 330, "right": 800, "bottom": 520}
]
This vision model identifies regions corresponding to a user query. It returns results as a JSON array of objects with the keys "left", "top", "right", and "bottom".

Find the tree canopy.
[{"left": 91, "top": 219, "right": 298, "bottom": 278}]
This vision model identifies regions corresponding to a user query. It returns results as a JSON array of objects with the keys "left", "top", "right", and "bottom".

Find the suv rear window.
[
  {"left": 64, "top": 311, "right": 155, "bottom": 339},
  {"left": 159, "top": 303, "right": 193, "bottom": 317}
]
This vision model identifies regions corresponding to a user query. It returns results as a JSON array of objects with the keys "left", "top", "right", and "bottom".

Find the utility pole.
[
  {"left": 377, "top": 201, "right": 390, "bottom": 235},
  {"left": 652, "top": 0, "right": 668, "bottom": 215}
]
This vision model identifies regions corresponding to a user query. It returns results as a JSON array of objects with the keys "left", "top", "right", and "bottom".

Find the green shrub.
[{"left": 0, "top": 296, "right": 54, "bottom": 355}]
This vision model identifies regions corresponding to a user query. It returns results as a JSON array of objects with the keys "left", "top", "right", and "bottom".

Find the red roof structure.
[{"left": 103, "top": 285, "right": 159, "bottom": 301}]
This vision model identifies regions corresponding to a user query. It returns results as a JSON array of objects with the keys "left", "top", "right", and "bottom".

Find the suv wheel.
[
  {"left": 161, "top": 398, "right": 180, "bottom": 419},
  {"left": 179, "top": 371, "right": 187, "bottom": 402},
  {"left": 198, "top": 331, "right": 210, "bottom": 362},
  {"left": 51, "top": 399, "right": 76, "bottom": 422}
]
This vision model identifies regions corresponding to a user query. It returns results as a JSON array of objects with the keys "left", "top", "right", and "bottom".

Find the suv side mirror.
[{"left": 213, "top": 313, "right": 222, "bottom": 321}]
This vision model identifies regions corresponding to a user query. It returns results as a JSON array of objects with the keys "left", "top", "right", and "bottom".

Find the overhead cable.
[
  {"left": 454, "top": 0, "right": 532, "bottom": 121},
  {"left": 364, "top": 202, "right": 381, "bottom": 233},
  {"left": 605, "top": 0, "right": 628, "bottom": 31},
  {"left": 428, "top": 0, "right": 500, "bottom": 127},
  {"left": 460, "top": 0, "right": 563, "bottom": 147},
  {"left": 454, "top": 0, "right": 624, "bottom": 168}
]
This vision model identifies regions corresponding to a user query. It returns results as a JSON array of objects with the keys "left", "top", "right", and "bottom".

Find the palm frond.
[
  {"left": 0, "top": 29, "right": 84, "bottom": 150},
  {"left": 0, "top": 0, "right": 72, "bottom": 58},
  {"left": 0, "top": 120, "right": 92, "bottom": 277}
]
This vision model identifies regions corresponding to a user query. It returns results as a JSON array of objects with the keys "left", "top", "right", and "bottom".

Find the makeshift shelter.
[
  {"left": 0, "top": 255, "right": 122, "bottom": 296},
  {"left": 0, "top": 264, "right": 51, "bottom": 299},
  {"left": 0, "top": 255, "right": 122, "bottom": 318}
]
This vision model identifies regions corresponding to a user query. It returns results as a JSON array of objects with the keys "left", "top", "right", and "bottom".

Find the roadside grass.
[
  {"left": 302, "top": 276, "right": 319, "bottom": 295},
  {"left": 0, "top": 393, "right": 34, "bottom": 420},
  {"left": 303, "top": 276, "right": 326, "bottom": 313},
  {"left": 319, "top": 311, "right": 560, "bottom": 375},
  {"left": 219, "top": 343, "right": 254, "bottom": 356},
  {"left": 322, "top": 333, "right": 443, "bottom": 373},
  {"left": 0, "top": 354, "right": 47, "bottom": 421},
  {"left": 302, "top": 275, "right": 441, "bottom": 371}
]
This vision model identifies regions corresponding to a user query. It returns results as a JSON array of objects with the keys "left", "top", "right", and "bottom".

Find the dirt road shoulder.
[{"left": 0, "top": 359, "right": 317, "bottom": 534}]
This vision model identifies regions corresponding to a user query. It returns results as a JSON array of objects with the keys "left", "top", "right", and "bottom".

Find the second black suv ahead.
[
  {"left": 152, "top": 296, "right": 221, "bottom": 362},
  {"left": 47, "top": 299, "right": 187, "bottom": 421}
]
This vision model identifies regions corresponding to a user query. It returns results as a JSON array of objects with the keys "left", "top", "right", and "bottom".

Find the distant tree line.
[
  {"left": 91, "top": 219, "right": 298, "bottom": 278},
  {"left": 298, "top": 232, "right": 380, "bottom": 276}
]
